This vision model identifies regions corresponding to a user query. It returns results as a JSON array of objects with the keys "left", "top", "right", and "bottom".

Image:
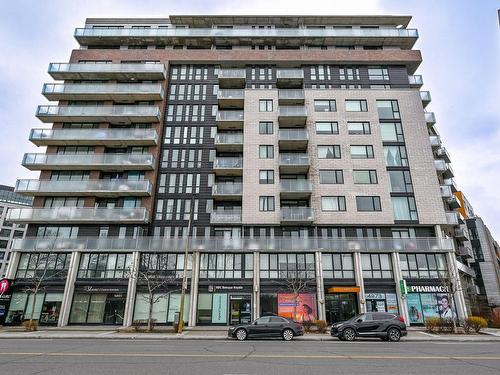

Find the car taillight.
[{"left": 397, "top": 316, "right": 405, "bottom": 323}]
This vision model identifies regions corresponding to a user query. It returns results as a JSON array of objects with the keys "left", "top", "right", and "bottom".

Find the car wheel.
[
  {"left": 282, "top": 328, "right": 294, "bottom": 341},
  {"left": 387, "top": 328, "right": 401, "bottom": 342},
  {"left": 342, "top": 328, "right": 356, "bottom": 342},
  {"left": 235, "top": 328, "right": 248, "bottom": 341}
]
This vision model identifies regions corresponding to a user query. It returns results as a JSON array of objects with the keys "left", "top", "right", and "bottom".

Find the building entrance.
[{"left": 229, "top": 296, "right": 251, "bottom": 325}]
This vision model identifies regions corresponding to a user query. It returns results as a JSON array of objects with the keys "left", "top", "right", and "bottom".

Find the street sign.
[{"left": 399, "top": 280, "right": 407, "bottom": 296}]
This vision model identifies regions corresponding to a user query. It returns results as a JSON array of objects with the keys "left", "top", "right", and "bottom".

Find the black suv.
[
  {"left": 228, "top": 316, "right": 304, "bottom": 341},
  {"left": 331, "top": 312, "right": 407, "bottom": 342}
]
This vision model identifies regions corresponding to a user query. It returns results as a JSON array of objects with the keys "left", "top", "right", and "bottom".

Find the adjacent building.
[{"left": 4, "top": 15, "right": 470, "bottom": 327}]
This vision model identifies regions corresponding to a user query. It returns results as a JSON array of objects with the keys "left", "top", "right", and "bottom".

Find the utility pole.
[{"left": 177, "top": 195, "right": 194, "bottom": 333}]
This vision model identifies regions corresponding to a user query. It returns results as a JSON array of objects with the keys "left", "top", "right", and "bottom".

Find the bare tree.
[
  {"left": 275, "top": 271, "right": 316, "bottom": 322},
  {"left": 438, "top": 267, "right": 464, "bottom": 333}
]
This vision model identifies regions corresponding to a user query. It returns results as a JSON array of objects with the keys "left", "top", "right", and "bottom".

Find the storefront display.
[
  {"left": 277, "top": 293, "right": 317, "bottom": 322},
  {"left": 69, "top": 287, "right": 127, "bottom": 325},
  {"left": 197, "top": 286, "right": 251, "bottom": 325},
  {"left": 324, "top": 292, "right": 358, "bottom": 325},
  {"left": 405, "top": 284, "right": 457, "bottom": 325},
  {"left": 365, "top": 292, "right": 399, "bottom": 314},
  {"left": 132, "top": 292, "right": 189, "bottom": 324},
  {"left": 5, "top": 291, "right": 64, "bottom": 325}
]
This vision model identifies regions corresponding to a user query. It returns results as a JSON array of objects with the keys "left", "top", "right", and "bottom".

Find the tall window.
[
  {"left": 377, "top": 100, "right": 400, "bottom": 119},
  {"left": 321, "top": 196, "right": 346, "bottom": 211},
  {"left": 78, "top": 253, "right": 132, "bottom": 279},
  {"left": 140, "top": 253, "right": 191, "bottom": 278},
  {"left": 353, "top": 170, "right": 378, "bottom": 184},
  {"left": 259, "top": 196, "right": 275, "bottom": 211},
  {"left": 345, "top": 99, "right": 368, "bottom": 112},
  {"left": 259, "top": 145, "right": 274, "bottom": 158},
  {"left": 380, "top": 122, "right": 404, "bottom": 142},
  {"left": 318, "top": 145, "right": 341, "bottom": 159},
  {"left": 319, "top": 170, "right": 344, "bottom": 184},
  {"left": 259, "top": 99, "right": 273, "bottom": 112},
  {"left": 259, "top": 253, "right": 315, "bottom": 279},
  {"left": 356, "top": 196, "right": 381, "bottom": 212},
  {"left": 16, "top": 253, "right": 70, "bottom": 279},
  {"left": 259, "top": 170, "right": 274, "bottom": 184},
  {"left": 199, "top": 253, "right": 253, "bottom": 279},
  {"left": 361, "top": 254, "right": 393, "bottom": 278},
  {"left": 400, "top": 253, "right": 447, "bottom": 278},
  {"left": 391, "top": 196, "right": 418, "bottom": 221},
  {"left": 368, "top": 66, "right": 389, "bottom": 80},
  {"left": 314, "top": 99, "right": 336, "bottom": 112},
  {"left": 348, "top": 122, "right": 371, "bottom": 135},
  {"left": 316, "top": 122, "right": 339, "bottom": 134},
  {"left": 322, "top": 254, "right": 354, "bottom": 278},
  {"left": 388, "top": 170, "right": 413, "bottom": 192},
  {"left": 259, "top": 121, "right": 273, "bottom": 134},
  {"left": 350, "top": 145, "right": 374, "bottom": 159},
  {"left": 384, "top": 145, "right": 408, "bottom": 166}
]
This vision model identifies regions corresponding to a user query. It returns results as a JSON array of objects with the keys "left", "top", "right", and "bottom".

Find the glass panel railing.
[
  {"left": 278, "top": 89, "right": 305, "bottom": 100},
  {"left": 42, "top": 83, "right": 163, "bottom": 95},
  {"left": 424, "top": 112, "right": 436, "bottom": 123},
  {"left": 279, "top": 153, "right": 310, "bottom": 166},
  {"left": 217, "top": 89, "right": 244, "bottom": 99},
  {"left": 429, "top": 135, "right": 441, "bottom": 147},
  {"left": 212, "top": 183, "right": 243, "bottom": 195},
  {"left": 30, "top": 128, "right": 158, "bottom": 142},
  {"left": 439, "top": 185, "right": 453, "bottom": 198},
  {"left": 278, "top": 106, "right": 307, "bottom": 117},
  {"left": 15, "top": 179, "right": 151, "bottom": 194},
  {"left": 210, "top": 210, "right": 242, "bottom": 223},
  {"left": 280, "top": 180, "right": 312, "bottom": 193},
  {"left": 279, "top": 129, "right": 308, "bottom": 141},
  {"left": 420, "top": 91, "right": 431, "bottom": 102},
  {"left": 214, "top": 133, "right": 243, "bottom": 144},
  {"left": 216, "top": 110, "right": 244, "bottom": 122},
  {"left": 48, "top": 63, "right": 165, "bottom": 75},
  {"left": 446, "top": 211, "right": 460, "bottom": 225},
  {"left": 213, "top": 157, "right": 243, "bottom": 169},
  {"left": 408, "top": 75, "right": 423, "bottom": 86},
  {"left": 218, "top": 69, "right": 246, "bottom": 79},
  {"left": 276, "top": 69, "right": 304, "bottom": 79},
  {"left": 280, "top": 207, "right": 314, "bottom": 221},
  {"left": 7, "top": 207, "right": 148, "bottom": 222},
  {"left": 36, "top": 105, "right": 160, "bottom": 117},
  {"left": 22, "top": 153, "right": 154, "bottom": 167}
]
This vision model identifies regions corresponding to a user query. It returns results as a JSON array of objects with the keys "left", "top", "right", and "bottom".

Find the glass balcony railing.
[
  {"left": 210, "top": 210, "right": 242, "bottom": 224},
  {"left": 408, "top": 75, "right": 423, "bottom": 86},
  {"left": 7, "top": 207, "right": 148, "bottom": 223},
  {"left": 443, "top": 178, "right": 458, "bottom": 193},
  {"left": 278, "top": 106, "right": 307, "bottom": 117},
  {"left": 280, "top": 180, "right": 312, "bottom": 194},
  {"left": 276, "top": 69, "right": 304, "bottom": 80},
  {"left": 22, "top": 153, "right": 155, "bottom": 170},
  {"left": 455, "top": 225, "right": 470, "bottom": 240},
  {"left": 279, "top": 153, "right": 310, "bottom": 166},
  {"left": 217, "top": 89, "right": 245, "bottom": 100},
  {"left": 29, "top": 128, "right": 158, "bottom": 145},
  {"left": 424, "top": 112, "right": 436, "bottom": 124},
  {"left": 214, "top": 133, "right": 243, "bottom": 145},
  {"left": 12, "top": 236, "right": 455, "bottom": 253},
  {"left": 278, "top": 89, "right": 305, "bottom": 103},
  {"left": 436, "top": 147, "right": 451, "bottom": 163},
  {"left": 42, "top": 83, "right": 164, "bottom": 99},
  {"left": 429, "top": 135, "right": 441, "bottom": 148},
  {"left": 439, "top": 185, "right": 453, "bottom": 198},
  {"left": 216, "top": 110, "right": 244, "bottom": 122},
  {"left": 280, "top": 207, "right": 314, "bottom": 222},
  {"left": 48, "top": 63, "right": 166, "bottom": 79},
  {"left": 15, "top": 179, "right": 152, "bottom": 196},
  {"left": 213, "top": 157, "right": 243, "bottom": 169},
  {"left": 212, "top": 183, "right": 243, "bottom": 196},
  {"left": 420, "top": 91, "right": 431, "bottom": 102},
  {"left": 36, "top": 105, "right": 161, "bottom": 121},
  {"left": 445, "top": 211, "right": 460, "bottom": 226},
  {"left": 218, "top": 69, "right": 246, "bottom": 80},
  {"left": 279, "top": 129, "right": 308, "bottom": 141},
  {"left": 434, "top": 159, "right": 454, "bottom": 178}
]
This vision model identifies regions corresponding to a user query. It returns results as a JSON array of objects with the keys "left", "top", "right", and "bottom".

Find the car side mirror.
[
  {"left": 356, "top": 319, "right": 363, "bottom": 323},
  {"left": 254, "top": 321, "right": 258, "bottom": 325}
]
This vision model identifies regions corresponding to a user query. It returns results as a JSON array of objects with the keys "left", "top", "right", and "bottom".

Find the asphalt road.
[{"left": 0, "top": 338, "right": 499, "bottom": 375}]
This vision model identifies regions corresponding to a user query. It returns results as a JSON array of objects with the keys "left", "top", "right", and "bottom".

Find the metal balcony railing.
[
  {"left": 29, "top": 128, "right": 158, "bottom": 145},
  {"left": 7, "top": 207, "right": 148, "bottom": 223}
]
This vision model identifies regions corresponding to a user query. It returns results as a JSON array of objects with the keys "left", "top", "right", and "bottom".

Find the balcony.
[
  {"left": 213, "top": 157, "right": 243, "bottom": 176},
  {"left": 436, "top": 147, "right": 451, "bottom": 163},
  {"left": 435, "top": 159, "right": 454, "bottom": 179},
  {"left": 29, "top": 128, "right": 158, "bottom": 147},
  {"left": 214, "top": 133, "right": 243, "bottom": 152},
  {"left": 457, "top": 243, "right": 474, "bottom": 259},
  {"left": 42, "top": 83, "right": 164, "bottom": 102},
  {"left": 217, "top": 89, "right": 244, "bottom": 109},
  {"left": 280, "top": 207, "right": 314, "bottom": 225},
  {"left": 444, "top": 178, "right": 458, "bottom": 193},
  {"left": 424, "top": 112, "right": 436, "bottom": 126},
  {"left": 218, "top": 69, "right": 246, "bottom": 89},
  {"left": 408, "top": 75, "right": 423, "bottom": 87},
  {"left": 48, "top": 62, "right": 167, "bottom": 81},
  {"left": 420, "top": 91, "right": 431, "bottom": 107},
  {"left": 276, "top": 69, "right": 304, "bottom": 88},
  {"left": 279, "top": 129, "right": 308, "bottom": 150},
  {"left": 210, "top": 209, "right": 242, "bottom": 224},
  {"left": 429, "top": 135, "right": 441, "bottom": 149},
  {"left": 6, "top": 207, "right": 148, "bottom": 224},
  {"left": 280, "top": 180, "right": 312, "bottom": 199},
  {"left": 278, "top": 89, "right": 305, "bottom": 105},
  {"left": 22, "top": 153, "right": 155, "bottom": 171},
  {"left": 445, "top": 194, "right": 460, "bottom": 210},
  {"left": 279, "top": 153, "right": 310, "bottom": 173},
  {"left": 15, "top": 179, "right": 152, "bottom": 197},
  {"left": 36, "top": 105, "right": 161, "bottom": 124},
  {"left": 446, "top": 211, "right": 460, "bottom": 226},
  {"left": 278, "top": 106, "right": 307, "bottom": 127},
  {"left": 216, "top": 110, "right": 244, "bottom": 130},
  {"left": 212, "top": 183, "right": 243, "bottom": 200},
  {"left": 455, "top": 225, "right": 470, "bottom": 241},
  {"left": 440, "top": 185, "right": 453, "bottom": 199},
  {"left": 74, "top": 28, "right": 419, "bottom": 49}
]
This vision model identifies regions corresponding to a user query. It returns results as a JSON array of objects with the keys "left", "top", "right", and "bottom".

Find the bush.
[
  {"left": 461, "top": 318, "right": 472, "bottom": 334},
  {"left": 438, "top": 317, "right": 455, "bottom": 333},
  {"left": 315, "top": 320, "right": 327, "bottom": 334},
  {"left": 425, "top": 317, "right": 441, "bottom": 333},
  {"left": 23, "top": 320, "right": 38, "bottom": 332},
  {"left": 302, "top": 320, "right": 314, "bottom": 333},
  {"left": 466, "top": 316, "right": 487, "bottom": 333}
]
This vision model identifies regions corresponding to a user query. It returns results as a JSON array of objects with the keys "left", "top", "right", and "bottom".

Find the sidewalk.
[{"left": 0, "top": 326, "right": 499, "bottom": 341}]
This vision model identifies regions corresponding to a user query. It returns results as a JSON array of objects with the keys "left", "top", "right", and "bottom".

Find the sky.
[{"left": 0, "top": 0, "right": 499, "bottom": 237}]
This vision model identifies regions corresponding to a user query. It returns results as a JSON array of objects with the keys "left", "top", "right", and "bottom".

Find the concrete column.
[
  {"left": 446, "top": 251, "right": 468, "bottom": 321},
  {"left": 58, "top": 251, "right": 80, "bottom": 327},
  {"left": 123, "top": 251, "right": 140, "bottom": 327},
  {"left": 392, "top": 252, "right": 409, "bottom": 323},
  {"left": 253, "top": 251, "right": 260, "bottom": 320},
  {"left": 4, "top": 251, "right": 20, "bottom": 279},
  {"left": 188, "top": 251, "right": 200, "bottom": 327},
  {"left": 353, "top": 252, "right": 366, "bottom": 313},
  {"left": 315, "top": 251, "right": 325, "bottom": 321}
]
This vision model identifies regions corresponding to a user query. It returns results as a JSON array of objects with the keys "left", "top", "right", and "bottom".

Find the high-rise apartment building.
[{"left": 3, "top": 15, "right": 470, "bottom": 327}]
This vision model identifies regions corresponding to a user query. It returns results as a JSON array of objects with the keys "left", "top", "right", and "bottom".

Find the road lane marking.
[{"left": 0, "top": 352, "right": 499, "bottom": 361}]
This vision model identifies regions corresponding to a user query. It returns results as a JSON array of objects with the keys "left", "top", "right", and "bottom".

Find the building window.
[
  {"left": 318, "top": 145, "right": 341, "bottom": 159},
  {"left": 315, "top": 122, "right": 339, "bottom": 134},
  {"left": 353, "top": 170, "right": 378, "bottom": 184},
  {"left": 259, "top": 170, "right": 274, "bottom": 184},
  {"left": 321, "top": 196, "right": 346, "bottom": 211},
  {"left": 259, "top": 121, "right": 273, "bottom": 134},
  {"left": 348, "top": 122, "right": 371, "bottom": 135},
  {"left": 388, "top": 170, "right": 413, "bottom": 193},
  {"left": 384, "top": 145, "right": 408, "bottom": 166},
  {"left": 322, "top": 253, "right": 354, "bottom": 278},
  {"left": 368, "top": 66, "right": 389, "bottom": 80},
  {"left": 339, "top": 67, "right": 360, "bottom": 80},
  {"left": 361, "top": 254, "right": 393, "bottom": 278},
  {"left": 345, "top": 99, "right": 368, "bottom": 112},
  {"left": 259, "top": 196, "right": 275, "bottom": 211},
  {"left": 259, "top": 99, "right": 273, "bottom": 112},
  {"left": 350, "top": 145, "right": 374, "bottom": 159},
  {"left": 356, "top": 196, "right": 382, "bottom": 211},
  {"left": 314, "top": 99, "right": 336, "bottom": 112},
  {"left": 377, "top": 100, "right": 400, "bottom": 119},
  {"left": 319, "top": 170, "right": 344, "bottom": 184},
  {"left": 16, "top": 253, "right": 70, "bottom": 279},
  {"left": 259, "top": 145, "right": 274, "bottom": 159},
  {"left": 400, "top": 253, "right": 447, "bottom": 278},
  {"left": 259, "top": 253, "right": 315, "bottom": 279},
  {"left": 200, "top": 253, "right": 253, "bottom": 279},
  {"left": 140, "top": 253, "right": 192, "bottom": 278},
  {"left": 380, "top": 122, "right": 404, "bottom": 142},
  {"left": 77, "top": 253, "right": 133, "bottom": 279},
  {"left": 391, "top": 196, "right": 418, "bottom": 221}
]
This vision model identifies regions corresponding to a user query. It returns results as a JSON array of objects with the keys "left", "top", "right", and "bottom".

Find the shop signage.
[
  {"left": 211, "top": 293, "right": 228, "bottom": 324},
  {"left": 399, "top": 280, "right": 407, "bottom": 295},
  {"left": 82, "top": 286, "right": 123, "bottom": 293},
  {"left": 327, "top": 286, "right": 360, "bottom": 293},
  {"left": 0, "top": 279, "right": 11, "bottom": 296},
  {"left": 407, "top": 285, "right": 449, "bottom": 293},
  {"left": 208, "top": 285, "right": 244, "bottom": 292}
]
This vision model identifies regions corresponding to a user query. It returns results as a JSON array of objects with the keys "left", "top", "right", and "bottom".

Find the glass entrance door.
[
  {"left": 103, "top": 296, "right": 125, "bottom": 325},
  {"left": 325, "top": 293, "right": 357, "bottom": 325},
  {"left": 229, "top": 296, "right": 251, "bottom": 325}
]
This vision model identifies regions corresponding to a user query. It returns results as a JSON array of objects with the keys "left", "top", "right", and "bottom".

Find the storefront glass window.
[
  {"left": 5, "top": 292, "right": 27, "bottom": 324},
  {"left": 197, "top": 293, "right": 212, "bottom": 324},
  {"left": 69, "top": 293, "right": 90, "bottom": 323},
  {"left": 87, "top": 294, "right": 107, "bottom": 323},
  {"left": 78, "top": 253, "right": 132, "bottom": 279},
  {"left": 133, "top": 293, "right": 168, "bottom": 323},
  {"left": 260, "top": 253, "right": 315, "bottom": 279},
  {"left": 16, "top": 253, "right": 70, "bottom": 279},
  {"left": 406, "top": 292, "right": 456, "bottom": 325},
  {"left": 167, "top": 293, "right": 189, "bottom": 323},
  {"left": 365, "top": 292, "right": 399, "bottom": 314},
  {"left": 199, "top": 253, "right": 252, "bottom": 279},
  {"left": 24, "top": 294, "right": 44, "bottom": 320},
  {"left": 140, "top": 253, "right": 192, "bottom": 279},
  {"left": 361, "top": 254, "right": 393, "bottom": 279},
  {"left": 322, "top": 253, "right": 354, "bottom": 279},
  {"left": 400, "top": 254, "right": 447, "bottom": 278}
]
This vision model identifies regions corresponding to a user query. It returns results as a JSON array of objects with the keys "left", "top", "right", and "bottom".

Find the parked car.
[
  {"left": 228, "top": 316, "right": 304, "bottom": 341},
  {"left": 331, "top": 312, "right": 407, "bottom": 342}
]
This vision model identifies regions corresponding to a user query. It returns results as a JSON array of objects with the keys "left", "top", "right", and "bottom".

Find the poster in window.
[
  {"left": 211, "top": 293, "right": 228, "bottom": 324},
  {"left": 437, "top": 293, "right": 456, "bottom": 319},
  {"left": 385, "top": 293, "right": 399, "bottom": 314},
  {"left": 277, "top": 293, "right": 317, "bottom": 322},
  {"left": 420, "top": 293, "right": 439, "bottom": 320},
  {"left": 406, "top": 294, "right": 423, "bottom": 324}
]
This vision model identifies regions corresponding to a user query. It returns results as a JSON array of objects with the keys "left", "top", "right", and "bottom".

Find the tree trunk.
[
  {"left": 293, "top": 294, "right": 298, "bottom": 322},
  {"left": 450, "top": 293, "right": 457, "bottom": 333},
  {"left": 29, "top": 292, "right": 37, "bottom": 331},
  {"left": 148, "top": 298, "right": 154, "bottom": 332}
]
